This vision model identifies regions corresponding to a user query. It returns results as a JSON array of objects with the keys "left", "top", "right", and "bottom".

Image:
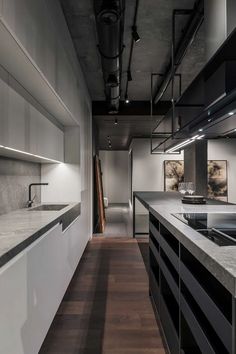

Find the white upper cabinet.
[
  {"left": 0, "top": 74, "right": 64, "bottom": 163},
  {"left": 0, "top": 71, "right": 8, "bottom": 146},
  {"left": 29, "top": 106, "right": 64, "bottom": 162},
  {"left": 0, "top": 0, "right": 90, "bottom": 126},
  {"left": 7, "top": 86, "right": 27, "bottom": 152}
]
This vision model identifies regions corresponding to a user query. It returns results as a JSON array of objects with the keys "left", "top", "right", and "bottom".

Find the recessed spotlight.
[
  {"left": 229, "top": 112, "right": 234, "bottom": 116},
  {"left": 125, "top": 94, "right": 130, "bottom": 104},
  {"left": 198, "top": 128, "right": 203, "bottom": 132},
  {"left": 208, "top": 118, "right": 212, "bottom": 122},
  {"left": 114, "top": 118, "right": 118, "bottom": 125}
]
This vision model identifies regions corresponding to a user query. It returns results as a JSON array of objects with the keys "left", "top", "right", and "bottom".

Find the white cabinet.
[
  {"left": 0, "top": 223, "right": 64, "bottom": 354},
  {"left": 7, "top": 85, "right": 28, "bottom": 152},
  {"left": 0, "top": 78, "right": 27, "bottom": 152},
  {"left": 0, "top": 0, "right": 90, "bottom": 125},
  {"left": 0, "top": 72, "right": 8, "bottom": 146},
  {"left": 29, "top": 105, "right": 64, "bottom": 162},
  {"left": 0, "top": 73, "right": 64, "bottom": 162},
  {"left": 0, "top": 217, "right": 86, "bottom": 354},
  {"left": 62, "top": 218, "right": 86, "bottom": 283}
]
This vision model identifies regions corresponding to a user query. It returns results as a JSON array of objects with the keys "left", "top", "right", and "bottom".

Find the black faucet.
[{"left": 28, "top": 183, "right": 49, "bottom": 208}]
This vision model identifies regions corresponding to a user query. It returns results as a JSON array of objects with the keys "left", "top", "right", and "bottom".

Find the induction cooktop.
[{"left": 173, "top": 213, "right": 236, "bottom": 246}]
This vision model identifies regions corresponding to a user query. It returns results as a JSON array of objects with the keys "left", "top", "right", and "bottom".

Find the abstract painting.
[
  {"left": 208, "top": 160, "right": 228, "bottom": 202},
  {"left": 164, "top": 160, "right": 184, "bottom": 191}
]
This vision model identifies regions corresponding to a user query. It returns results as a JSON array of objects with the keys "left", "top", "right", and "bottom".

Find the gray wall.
[
  {"left": 0, "top": 157, "right": 41, "bottom": 215},
  {"left": 100, "top": 151, "right": 129, "bottom": 204}
]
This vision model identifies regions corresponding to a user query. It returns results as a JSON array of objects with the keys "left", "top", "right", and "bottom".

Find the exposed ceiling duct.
[{"left": 94, "top": 0, "right": 125, "bottom": 114}]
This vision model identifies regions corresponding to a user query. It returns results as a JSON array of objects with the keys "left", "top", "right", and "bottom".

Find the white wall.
[
  {"left": 131, "top": 139, "right": 184, "bottom": 213},
  {"left": 100, "top": 151, "right": 129, "bottom": 204},
  {"left": 208, "top": 139, "right": 236, "bottom": 203}
]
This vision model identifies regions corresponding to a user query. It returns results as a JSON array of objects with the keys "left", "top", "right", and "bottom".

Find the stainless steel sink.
[{"left": 29, "top": 204, "right": 69, "bottom": 211}]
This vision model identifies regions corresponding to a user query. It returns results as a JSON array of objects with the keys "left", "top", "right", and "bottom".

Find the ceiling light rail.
[
  {"left": 150, "top": 72, "right": 182, "bottom": 154},
  {"left": 165, "top": 134, "right": 205, "bottom": 154},
  {"left": 150, "top": 1, "right": 204, "bottom": 155},
  {"left": 153, "top": 0, "right": 204, "bottom": 104}
]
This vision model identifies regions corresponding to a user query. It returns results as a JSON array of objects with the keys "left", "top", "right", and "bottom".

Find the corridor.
[{"left": 40, "top": 237, "right": 166, "bottom": 354}]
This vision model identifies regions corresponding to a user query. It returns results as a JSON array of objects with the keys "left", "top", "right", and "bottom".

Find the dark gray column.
[{"left": 184, "top": 140, "right": 208, "bottom": 196}]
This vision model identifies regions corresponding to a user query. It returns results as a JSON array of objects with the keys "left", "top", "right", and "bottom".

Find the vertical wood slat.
[{"left": 94, "top": 155, "right": 105, "bottom": 233}]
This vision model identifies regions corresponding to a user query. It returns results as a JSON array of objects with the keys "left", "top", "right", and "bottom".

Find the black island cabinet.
[{"left": 149, "top": 211, "right": 235, "bottom": 354}]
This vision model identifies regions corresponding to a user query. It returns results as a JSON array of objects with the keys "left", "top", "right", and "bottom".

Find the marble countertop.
[
  {"left": 150, "top": 201, "right": 236, "bottom": 297},
  {"left": 0, "top": 203, "right": 80, "bottom": 268}
]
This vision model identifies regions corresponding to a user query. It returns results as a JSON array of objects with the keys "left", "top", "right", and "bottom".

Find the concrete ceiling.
[{"left": 59, "top": 0, "right": 206, "bottom": 150}]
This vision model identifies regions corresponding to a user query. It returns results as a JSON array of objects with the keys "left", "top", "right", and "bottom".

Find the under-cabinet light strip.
[
  {"left": 166, "top": 134, "right": 205, "bottom": 154},
  {"left": 0, "top": 145, "right": 62, "bottom": 163}
]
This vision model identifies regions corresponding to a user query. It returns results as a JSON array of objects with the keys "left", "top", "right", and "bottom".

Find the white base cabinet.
[{"left": 0, "top": 217, "right": 85, "bottom": 354}]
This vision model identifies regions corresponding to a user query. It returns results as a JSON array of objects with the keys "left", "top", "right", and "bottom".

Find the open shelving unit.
[{"left": 149, "top": 212, "right": 235, "bottom": 354}]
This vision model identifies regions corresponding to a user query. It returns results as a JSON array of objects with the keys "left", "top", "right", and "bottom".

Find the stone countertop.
[
  {"left": 134, "top": 191, "right": 231, "bottom": 209},
  {"left": 149, "top": 202, "right": 236, "bottom": 297},
  {"left": 0, "top": 203, "right": 81, "bottom": 268}
]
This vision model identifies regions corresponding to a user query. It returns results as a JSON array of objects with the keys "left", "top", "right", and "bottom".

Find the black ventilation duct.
[{"left": 94, "top": 0, "right": 125, "bottom": 114}]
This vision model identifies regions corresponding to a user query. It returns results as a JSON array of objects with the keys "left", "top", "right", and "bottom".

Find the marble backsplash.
[{"left": 0, "top": 157, "right": 41, "bottom": 215}]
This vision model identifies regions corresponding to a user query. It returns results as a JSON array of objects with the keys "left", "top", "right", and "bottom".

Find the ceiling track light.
[
  {"left": 165, "top": 134, "right": 205, "bottom": 154},
  {"left": 132, "top": 25, "right": 140, "bottom": 43}
]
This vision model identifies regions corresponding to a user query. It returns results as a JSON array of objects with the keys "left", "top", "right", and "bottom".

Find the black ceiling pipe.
[
  {"left": 94, "top": 0, "right": 125, "bottom": 114},
  {"left": 153, "top": 0, "right": 204, "bottom": 104}
]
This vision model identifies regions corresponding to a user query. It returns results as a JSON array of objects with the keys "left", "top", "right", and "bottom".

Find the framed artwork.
[
  {"left": 164, "top": 160, "right": 228, "bottom": 201},
  {"left": 164, "top": 160, "right": 184, "bottom": 191},
  {"left": 208, "top": 160, "right": 228, "bottom": 202}
]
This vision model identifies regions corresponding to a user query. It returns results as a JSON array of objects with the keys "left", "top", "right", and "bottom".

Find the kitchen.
[{"left": 0, "top": 0, "right": 236, "bottom": 354}]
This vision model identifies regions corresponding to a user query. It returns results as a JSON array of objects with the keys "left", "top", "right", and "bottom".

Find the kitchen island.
[
  {"left": 136, "top": 191, "right": 236, "bottom": 354},
  {"left": 132, "top": 191, "right": 230, "bottom": 237}
]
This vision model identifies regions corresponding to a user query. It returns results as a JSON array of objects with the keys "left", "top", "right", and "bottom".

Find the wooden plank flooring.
[{"left": 39, "top": 237, "right": 166, "bottom": 354}]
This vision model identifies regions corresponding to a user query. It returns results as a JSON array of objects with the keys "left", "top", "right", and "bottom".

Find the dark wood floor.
[{"left": 40, "top": 237, "right": 166, "bottom": 354}]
